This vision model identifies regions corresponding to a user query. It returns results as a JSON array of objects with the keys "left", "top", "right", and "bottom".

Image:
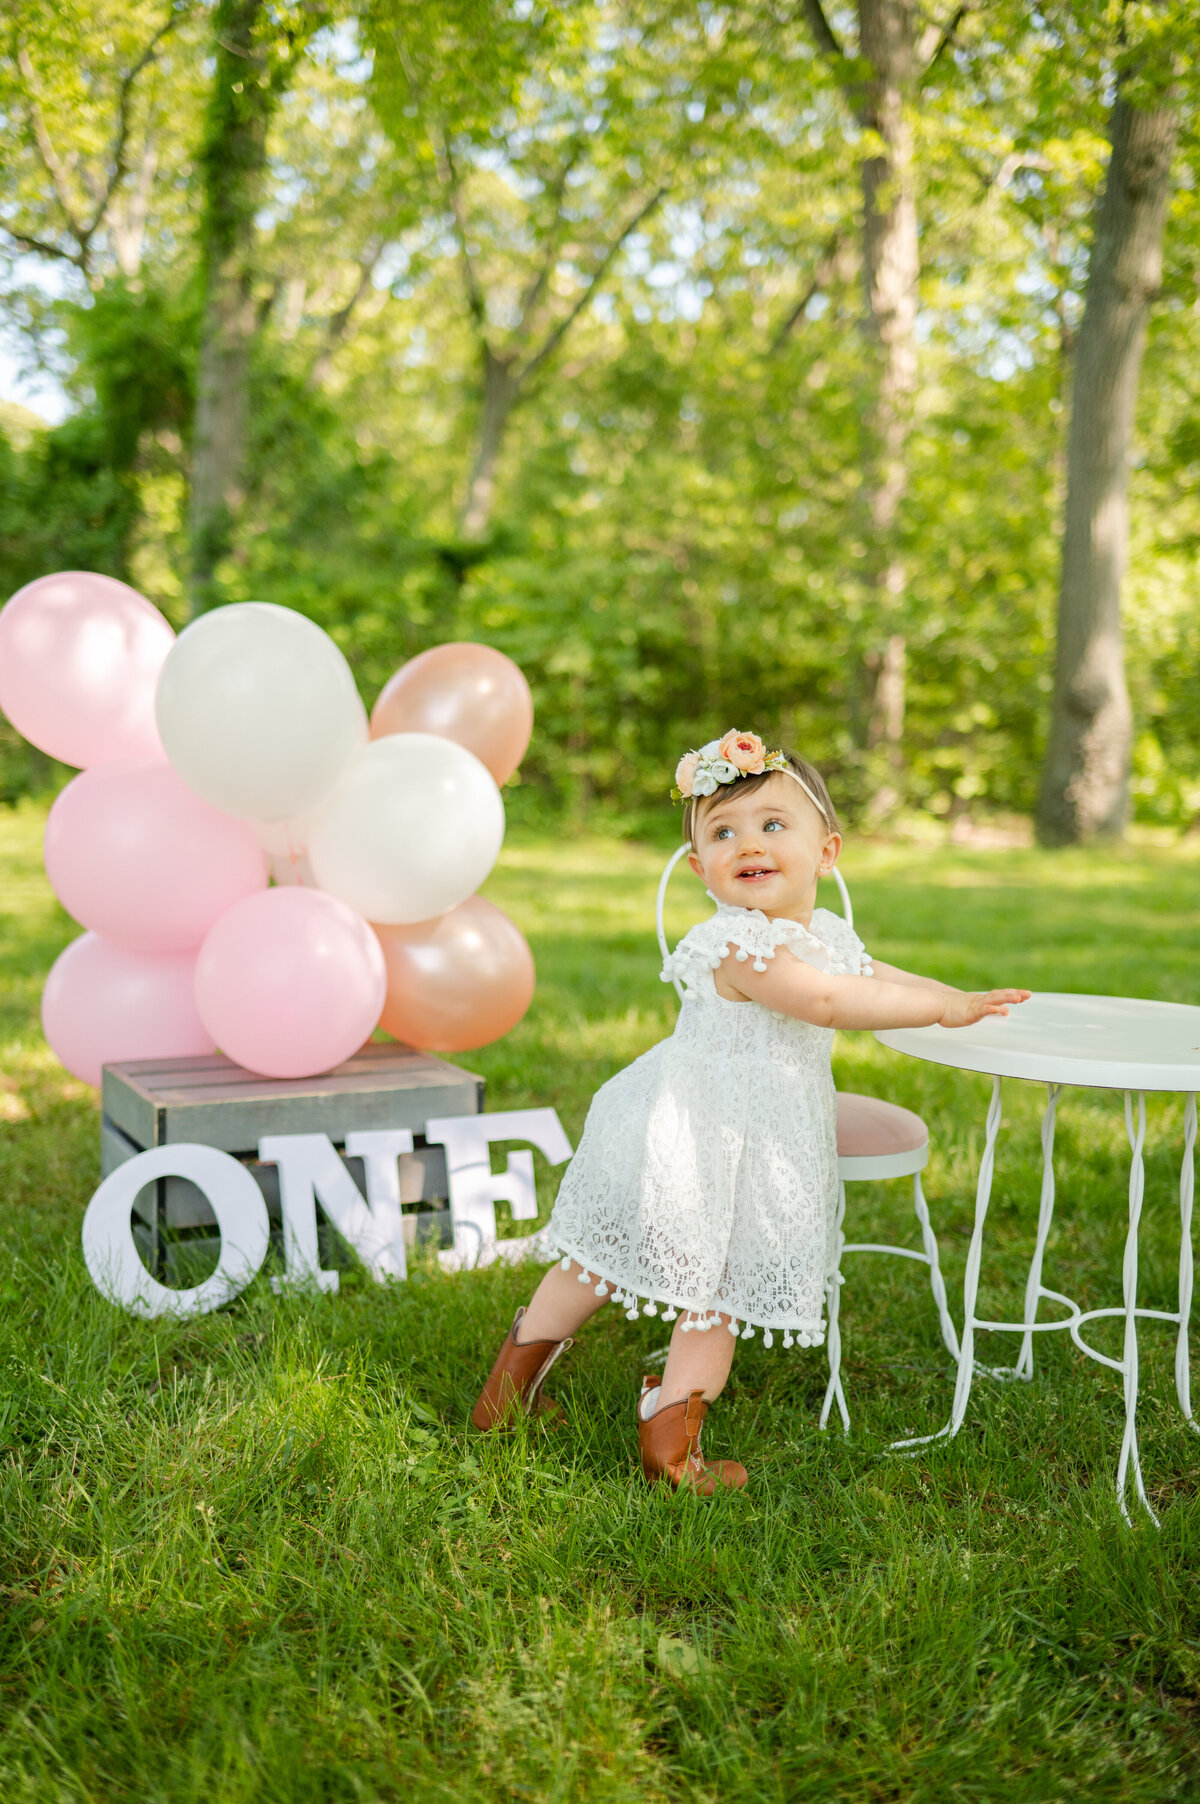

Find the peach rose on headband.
[
  {"left": 719, "top": 730, "right": 766, "bottom": 773},
  {"left": 675, "top": 751, "right": 700, "bottom": 797}
]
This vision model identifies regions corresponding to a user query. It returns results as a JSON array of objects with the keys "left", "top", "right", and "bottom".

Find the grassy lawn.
[{"left": 2, "top": 798, "right": 1199, "bottom": 1801}]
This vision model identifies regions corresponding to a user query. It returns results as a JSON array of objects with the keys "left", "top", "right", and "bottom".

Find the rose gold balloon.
[
  {"left": 369, "top": 643, "right": 533, "bottom": 786},
  {"left": 374, "top": 895, "right": 536, "bottom": 1053}
]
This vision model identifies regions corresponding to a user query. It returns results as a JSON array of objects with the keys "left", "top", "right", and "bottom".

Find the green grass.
[{"left": 2, "top": 799, "right": 1199, "bottom": 1801}]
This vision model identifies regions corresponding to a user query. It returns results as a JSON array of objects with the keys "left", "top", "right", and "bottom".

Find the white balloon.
[
  {"left": 306, "top": 733, "right": 505, "bottom": 925},
  {"left": 155, "top": 602, "right": 367, "bottom": 823}
]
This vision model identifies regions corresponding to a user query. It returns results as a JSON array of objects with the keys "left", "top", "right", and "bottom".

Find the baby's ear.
[
  {"left": 820, "top": 831, "right": 844, "bottom": 872},
  {"left": 687, "top": 851, "right": 704, "bottom": 878}
]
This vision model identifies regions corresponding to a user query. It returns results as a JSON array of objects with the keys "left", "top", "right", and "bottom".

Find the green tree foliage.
[
  {"left": 364, "top": 0, "right": 729, "bottom": 541},
  {"left": 0, "top": 279, "right": 193, "bottom": 584},
  {"left": 0, "top": 1, "right": 201, "bottom": 283},
  {"left": 0, "top": 1, "right": 1197, "bottom": 831}
]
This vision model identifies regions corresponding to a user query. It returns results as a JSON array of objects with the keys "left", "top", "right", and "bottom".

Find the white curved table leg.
[
  {"left": 893, "top": 1076, "right": 1003, "bottom": 1451},
  {"left": 949, "top": 1075, "right": 1004, "bottom": 1436},
  {"left": 911, "top": 1169, "right": 961, "bottom": 1361},
  {"left": 1177, "top": 1093, "right": 1197, "bottom": 1434},
  {"left": 1116, "top": 1092, "right": 1157, "bottom": 1528},
  {"left": 820, "top": 1181, "right": 850, "bottom": 1433},
  {"left": 1013, "top": 1083, "right": 1061, "bottom": 1382}
]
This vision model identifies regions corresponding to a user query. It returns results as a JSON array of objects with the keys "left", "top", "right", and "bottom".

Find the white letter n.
[{"left": 258, "top": 1130, "right": 414, "bottom": 1291}]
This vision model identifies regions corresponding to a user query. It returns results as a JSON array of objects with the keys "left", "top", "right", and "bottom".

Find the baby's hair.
[{"left": 681, "top": 750, "right": 841, "bottom": 846}]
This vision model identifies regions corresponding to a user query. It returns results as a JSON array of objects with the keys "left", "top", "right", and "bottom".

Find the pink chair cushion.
[{"left": 836, "top": 1092, "right": 928, "bottom": 1159}]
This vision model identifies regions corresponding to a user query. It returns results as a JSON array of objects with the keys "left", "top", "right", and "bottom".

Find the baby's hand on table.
[{"left": 939, "top": 989, "right": 1031, "bottom": 1029}]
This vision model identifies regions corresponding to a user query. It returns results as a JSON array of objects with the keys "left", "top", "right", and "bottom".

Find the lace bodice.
[{"left": 661, "top": 897, "right": 873, "bottom": 987}]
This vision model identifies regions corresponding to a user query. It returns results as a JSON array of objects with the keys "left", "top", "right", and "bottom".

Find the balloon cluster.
[{"left": 0, "top": 572, "right": 536, "bottom": 1084}]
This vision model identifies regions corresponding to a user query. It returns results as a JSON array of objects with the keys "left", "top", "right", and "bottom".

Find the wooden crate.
[{"left": 100, "top": 1045, "right": 484, "bottom": 1272}]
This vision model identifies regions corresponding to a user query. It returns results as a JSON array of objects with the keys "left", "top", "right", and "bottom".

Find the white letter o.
[{"left": 82, "top": 1145, "right": 271, "bottom": 1321}]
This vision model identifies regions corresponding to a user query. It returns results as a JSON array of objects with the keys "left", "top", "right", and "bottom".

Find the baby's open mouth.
[{"left": 736, "top": 867, "right": 776, "bottom": 880}]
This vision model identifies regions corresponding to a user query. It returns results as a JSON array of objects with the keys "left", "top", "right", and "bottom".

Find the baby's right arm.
[{"left": 717, "top": 946, "right": 1029, "bottom": 1032}]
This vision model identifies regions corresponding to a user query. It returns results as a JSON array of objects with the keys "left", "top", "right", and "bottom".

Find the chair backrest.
[{"left": 656, "top": 844, "right": 854, "bottom": 1003}]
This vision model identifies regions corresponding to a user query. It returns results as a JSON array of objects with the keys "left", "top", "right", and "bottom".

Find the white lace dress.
[{"left": 548, "top": 900, "right": 873, "bottom": 1347}]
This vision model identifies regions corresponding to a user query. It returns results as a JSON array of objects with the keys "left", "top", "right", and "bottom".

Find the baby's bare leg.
[
  {"left": 518, "top": 1258, "right": 611, "bottom": 1341},
  {"left": 520, "top": 1272, "right": 737, "bottom": 1405},
  {"left": 657, "top": 1313, "right": 737, "bottom": 1409}
]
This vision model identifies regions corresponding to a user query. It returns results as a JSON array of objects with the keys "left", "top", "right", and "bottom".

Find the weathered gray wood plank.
[{"left": 102, "top": 1045, "right": 483, "bottom": 1151}]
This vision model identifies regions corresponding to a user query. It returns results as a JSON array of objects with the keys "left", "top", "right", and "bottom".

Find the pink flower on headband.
[
  {"left": 719, "top": 730, "right": 766, "bottom": 773},
  {"left": 675, "top": 751, "right": 700, "bottom": 797}
]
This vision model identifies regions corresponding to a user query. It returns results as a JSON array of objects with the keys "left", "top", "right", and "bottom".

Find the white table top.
[{"left": 875, "top": 992, "right": 1200, "bottom": 1092}]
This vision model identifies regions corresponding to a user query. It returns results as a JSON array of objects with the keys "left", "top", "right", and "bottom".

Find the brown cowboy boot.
[
  {"left": 471, "top": 1308, "right": 573, "bottom": 1432},
  {"left": 637, "top": 1376, "right": 748, "bottom": 1494}
]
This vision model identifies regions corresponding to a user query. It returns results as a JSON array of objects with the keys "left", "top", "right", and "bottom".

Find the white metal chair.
[{"left": 655, "top": 845, "right": 960, "bottom": 1432}]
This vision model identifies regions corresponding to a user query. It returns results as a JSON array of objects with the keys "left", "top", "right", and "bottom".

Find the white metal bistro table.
[{"left": 876, "top": 993, "right": 1200, "bottom": 1525}]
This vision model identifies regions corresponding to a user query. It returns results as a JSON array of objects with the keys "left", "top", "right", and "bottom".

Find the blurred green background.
[{"left": 2, "top": 1, "right": 1199, "bottom": 835}]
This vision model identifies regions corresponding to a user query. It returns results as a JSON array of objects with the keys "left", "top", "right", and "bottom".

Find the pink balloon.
[
  {"left": 45, "top": 760, "right": 269, "bottom": 952},
  {"left": 0, "top": 572, "right": 174, "bottom": 768},
  {"left": 195, "top": 888, "right": 386, "bottom": 1080},
  {"left": 42, "top": 934, "right": 215, "bottom": 1089}
]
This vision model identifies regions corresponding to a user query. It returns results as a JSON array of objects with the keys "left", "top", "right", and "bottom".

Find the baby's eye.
[
  {"left": 764, "top": 818, "right": 784, "bottom": 832},
  {"left": 715, "top": 825, "right": 735, "bottom": 840}
]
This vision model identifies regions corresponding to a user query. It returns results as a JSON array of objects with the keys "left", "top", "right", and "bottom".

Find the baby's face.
[{"left": 687, "top": 772, "right": 841, "bottom": 921}]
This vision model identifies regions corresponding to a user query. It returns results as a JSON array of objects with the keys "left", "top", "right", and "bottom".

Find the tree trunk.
[
  {"left": 801, "top": 1, "right": 921, "bottom": 808},
  {"left": 459, "top": 347, "right": 520, "bottom": 541},
  {"left": 110, "top": 134, "right": 157, "bottom": 278},
  {"left": 1035, "top": 89, "right": 1178, "bottom": 844},
  {"left": 188, "top": 0, "right": 278, "bottom": 616},
  {"left": 857, "top": 0, "right": 919, "bottom": 806}
]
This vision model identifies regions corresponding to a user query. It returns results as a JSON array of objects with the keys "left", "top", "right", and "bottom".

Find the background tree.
[
  {"left": 0, "top": 0, "right": 187, "bottom": 285},
  {"left": 1036, "top": 8, "right": 1180, "bottom": 843},
  {"left": 799, "top": 0, "right": 968, "bottom": 812},
  {"left": 0, "top": 4, "right": 200, "bottom": 595},
  {"left": 366, "top": 0, "right": 727, "bottom": 546},
  {"left": 190, "top": 1, "right": 322, "bottom": 615}
]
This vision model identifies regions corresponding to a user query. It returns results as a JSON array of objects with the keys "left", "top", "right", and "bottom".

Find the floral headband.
[{"left": 672, "top": 729, "right": 832, "bottom": 827}]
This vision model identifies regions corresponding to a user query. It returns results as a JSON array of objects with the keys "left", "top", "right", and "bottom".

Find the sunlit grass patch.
[{"left": 1, "top": 806, "right": 1198, "bottom": 1800}]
